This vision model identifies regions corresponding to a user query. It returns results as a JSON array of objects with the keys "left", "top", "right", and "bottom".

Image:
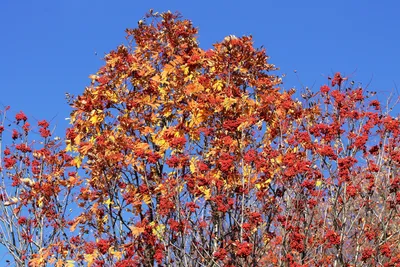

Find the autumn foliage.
[{"left": 1, "top": 11, "right": 400, "bottom": 266}]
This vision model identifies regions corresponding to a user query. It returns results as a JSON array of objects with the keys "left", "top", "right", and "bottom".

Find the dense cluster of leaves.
[{"left": 1, "top": 10, "right": 400, "bottom": 266}]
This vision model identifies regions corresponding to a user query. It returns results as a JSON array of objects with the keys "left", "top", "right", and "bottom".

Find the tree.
[
  {"left": 0, "top": 108, "right": 74, "bottom": 266},
  {"left": 1, "top": 10, "right": 399, "bottom": 266}
]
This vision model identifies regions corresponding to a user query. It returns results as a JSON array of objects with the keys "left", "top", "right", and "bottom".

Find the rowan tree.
[
  {"left": 0, "top": 107, "right": 75, "bottom": 266},
  {"left": 1, "top": 10, "right": 399, "bottom": 267},
  {"left": 66, "top": 10, "right": 289, "bottom": 266},
  {"left": 270, "top": 74, "right": 400, "bottom": 266}
]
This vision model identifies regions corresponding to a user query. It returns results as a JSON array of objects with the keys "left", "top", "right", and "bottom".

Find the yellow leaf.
[
  {"left": 204, "top": 188, "right": 211, "bottom": 200},
  {"left": 222, "top": 97, "right": 237, "bottom": 110},
  {"left": 189, "top": 110, "right": 206, "bottom": 128},
  {"left": 69, "top": 219, "right": 80, "bottom": 232},
  {"left": 237, "top": 121, "right": 250, "bottom": 131},
  {"left": 213, "top": 80, "right": 224, "bottom": 91},
  {"left": 243, "top": 165, "right": 252, "bottom": 177},
  {"left": 316, "top": 180, "right": 322, "bottom": 187},
  {"left": 152, "top": 223, "right": 166, "bottom": 239},
  {"left": 66, "top": 142, "right": 72, "bottom": 152},
  {"left": 89, "top": 74, "right": 99, "bottom": 81},
  {"left": 184, "top": 73, "right": 194, "bottom": 82},
  {"left": 136, "top": 142, "right": 150, "bottom": 151},
  {"left": 142, "top": 194, "right": 152, "bottom": 205},
  {"left": 74, "top": 134, "right": 82, "bottom": 146},
  {"left": 181, "top": 65, "right": 189, "bottom": 75},
  {"left": 158, "top": 86, "right": 168, "bottom": 97},
  {"left": 155, "top": 183, "right": 164, "bottom": 193},
  {"left": 275, "top": 155, "right": 283, "bottom": 165},
  {"left": 104, "top": 198, "right": 113, "bottom": 206},
  {"left": 161, "top": 64, "right": 174, "bottom": 81},
  {"left": 198, "top": 186, "right": 211, "bottom": 200},
  {"left": 73, "top": 157, "right": 82, "bottom": 168},
  {"left": 37, "top": 197, "right": 44, "bottom": 208},
  {"left": 89, "top": 110, "right": 103, "bottom": 124},
  {"left": 256, "top": 179, "right": 271, "bottom": 190},
  {"left": 68, "top": 175, "right": 79, "bottom": 187},
  {"left": 109, "top": 247, "right": 123, "bottom": 260},
  {"left": 89, "top": 114, "right": 98, "bottom": 124},
  {"left": 106, "top": 91, "right": 119, "bottom": 103},
  {"left": 152, "top": 129, "right": 169, "bottom": 151},
  {"left": 84, "top": 252, "right": 97, "bottom": 267},
  {"left": 130, "top": 225, "right": 145, "bottom": 237},
  {"left": 163, "top": 109, "right": 172, "bottom": 118},
  {"left": 176, "top": 183, "right": 184, "bottom": 193},
  {"left": 190, "top": 157, "right": 197, "bottom": 173}
]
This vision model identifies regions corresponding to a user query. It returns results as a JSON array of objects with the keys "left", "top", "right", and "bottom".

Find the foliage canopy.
[{"left": 0, "top": 11, "right": 399, "bottom": 266}]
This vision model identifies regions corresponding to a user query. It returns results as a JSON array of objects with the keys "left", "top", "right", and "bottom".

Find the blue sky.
[
  {"left": 1, "top": 1, "right": 400, "bottom": 135},
  {"left": 0, "top": 0, "right": 399, "bottom": 263}
]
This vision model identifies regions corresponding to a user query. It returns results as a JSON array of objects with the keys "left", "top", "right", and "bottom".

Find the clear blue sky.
[
  {"left": 1, "top": 1, "right": 400, "bottom": 134},
  {"left": 0, "top": 0, "right": 399, "bottom": 263}
]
